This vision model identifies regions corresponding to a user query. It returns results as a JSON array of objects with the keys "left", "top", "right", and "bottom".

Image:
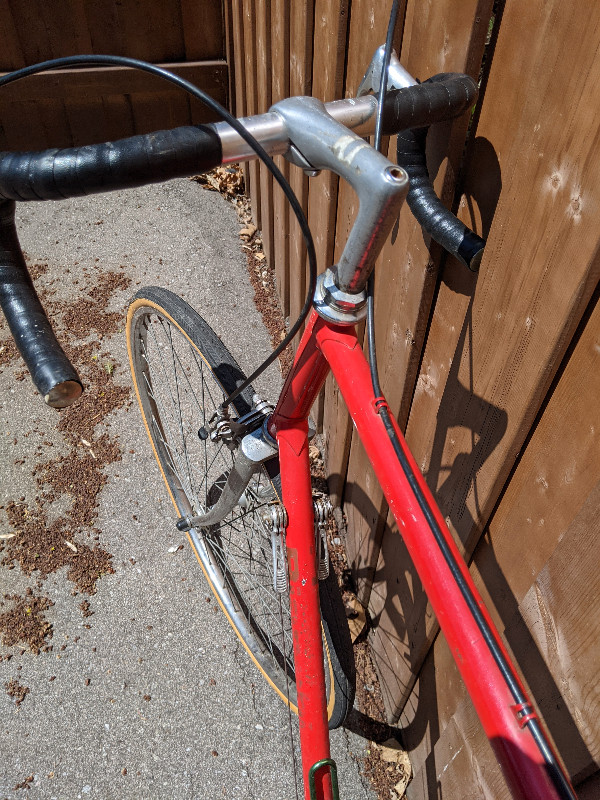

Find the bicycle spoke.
[
  {"left": 130, "top": 297, "right": 307, "bottom": 717},
  {"left": 141, "top": 356, "right": 198, "bottom": 506},
  {"left": 141, "top": 319, "right": 236, "bottom": 514},
  {"left": 163, "top": 320, "right": 196, "bottom": 496}
]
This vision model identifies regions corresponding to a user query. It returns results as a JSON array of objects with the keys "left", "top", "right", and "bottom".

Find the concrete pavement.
[{"left": 0, "top": 179, "right": 376, "bottom": 800}]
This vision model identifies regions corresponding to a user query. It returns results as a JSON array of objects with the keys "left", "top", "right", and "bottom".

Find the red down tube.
[{"left": 270, "top": 309, "right": 574, "bottom": 800}]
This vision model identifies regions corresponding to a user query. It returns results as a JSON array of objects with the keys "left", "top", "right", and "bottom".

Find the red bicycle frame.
[{"left": 268, "top": 309, "right": 574, "bottom": 800}]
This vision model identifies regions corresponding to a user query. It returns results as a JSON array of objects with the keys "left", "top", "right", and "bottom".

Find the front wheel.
[{"left": 126, "top": 287, "right": 354, "bottom": 728}]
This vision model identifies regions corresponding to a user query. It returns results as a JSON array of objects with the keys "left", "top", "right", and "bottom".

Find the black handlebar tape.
[
  {"left": 0, "top": 199, "right": 82, "bottom": 405},
  {"left": 380, "top": 73, "right": 479, "bottom": 134},
  {"left": 0, "top": 125, "right": 222, "bottom": 202},
  {"left": 384, "top": 74, "right": 484, "bottom": 271},
  {"left": 397, "top": 126, "right": 485, "bottom": 270}
]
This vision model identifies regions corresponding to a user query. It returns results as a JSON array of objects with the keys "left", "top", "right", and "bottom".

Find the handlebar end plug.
[
  {"left": 457, "top": 230, "right": 485, "bottom": 272},
  {"left": 44, "top": 379, "right": 83, "bottom": 409}
]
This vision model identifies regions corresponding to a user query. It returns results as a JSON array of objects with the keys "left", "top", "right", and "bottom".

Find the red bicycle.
[{"left": 0, "top": 11, "right": 577, "bottom": 800}]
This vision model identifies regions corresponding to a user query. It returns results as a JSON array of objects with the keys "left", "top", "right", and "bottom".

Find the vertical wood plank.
[
  {"left": 255, "top": 0, "right": 274, "bottom": 268},
  {"left": 242, "top": 0, "right": 261, "bottom": 227},
  {"left": 38, "top": 0, "right": 94, "bottom": 57},
  {"left": 223, "top": 0, "right": 235, "bottom": 112},
  {"left": 308, "top": 0, "right": 348, "bottom": 270},
  {"left": 80, "top": 1, "right": 125, "bottom": 59},
  {"left": 100, "top": 94, "right": 136, "bottom": 142},
  {"left": 127, "top": 90, "right": 190, "bottom": 139},
  {"left": 1, "top": 1, "right": 227, "bottom": 150},
  {"left": 107, "top": 0, "right": 184, "bottom": 62},
  {"left": 286, "top": 0, "right": 315, "bottom": 332},
  {"left": 400, "top": 291, "right": 600, "bottom": 796},
  {"left": 5, "top": 1, "right": 53, "bottom": 66},
  {"left": 405, "top": 480, "right": 600, "bottom": 798},
  {"left": 230, "top": 0, "right": 251, "bottom": 208},
  {"left": 0, "top": 3, "right": 32, "bottom": 69},
  {"left": 0, "top": 101, "right": 70, "bottom": 151},
  {"left": 230, "top": 0, "right": 247, "bottom": 118},
  {"left": 345, "top": 0, "right": 493, "bottom": 605},
  {"left": 270, "top": 0, "right": 291, "bottom": 316},
  {"left": 63, "top": 96, "right": 109, "bottom": 146},
  {"left": 307, "top": 0, "right": 349, "bottom": 430},
  {"left": 180, "top": 0, "right": 225, "bottom": 60},
  {"left": 333, "top": 0, "right": 411, "bottom": 588},
  {"left": 351, "top": 0, "right": 493, "bottom": 678}
]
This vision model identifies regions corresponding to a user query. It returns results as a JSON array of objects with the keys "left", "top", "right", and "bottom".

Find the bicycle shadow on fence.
[
  {"left": 339, "top": 249, "right": 592, "bottom": 794},
  {"left": 334, "top": 296, "right": 512, "bottom": 787},
  {"left": 335, "top": 481, "right": 447, "bottom": 786},
  {"left": 394, "top": 137, "right": 590, "bottom": 792},
  {"left": 333, "top": 187, "right": 512, "bottom": 771}
]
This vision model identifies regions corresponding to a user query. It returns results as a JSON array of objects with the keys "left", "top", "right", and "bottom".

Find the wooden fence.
[
  {"left": 230, "top": 1, "right": 600, "bottom": 797},
  {"left": 0, "top": 1, "right": 229, "bottom": 150}
]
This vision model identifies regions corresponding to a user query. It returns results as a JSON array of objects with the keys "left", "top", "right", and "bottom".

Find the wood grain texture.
[
  {"left": 230, "top": 1, "right": 247, "bottom": 118},
  {"left": 0, "top": 63, "right": 228, "bottom": 150},
  {"left": 0, "top": 2, "right": 227, "bottom": 150},
  {"left": 255, "top": 0, "right": 274, "bottom": 268},
  {"left": 321, "top": 0, "right": 393, "bottom": 508},
  {"left": 270, "top": 0, "right": 291, "bottom": 316},
  {"left": 307, "top": 0, "right": 348, "bottom": 274},
  {"left": 0, "top": 62, "right": 228, "bottom": 102},
  {"left": 223, "top": 0, "right": 235, "bottom": 113},
  {"left": 306, "top": 0, "right": 350, "bottom": 431},
  {"left": 180, "top": 0, "right": 225, "bottom": 61},
  {"left": 396, "top": 293, "right": 600, "bottom": 796},
  {"left": 230, "top": 0, "right": 252, "bottom": 207},
  {"left": 404, "top": 482, "right": 600, "bottom": 799},
  {"left": 226, "top": 2, "right": 599, "bottom": 790},
  {"left": 369, "top": 0, "right": 600, "bottom": 723},
  {"left": 286, "top": 0, "right": 315, "bottom": 333},
  {"left": 242, "top": 0, "right": 261, "bottom": 227},
  {"left": 0, "top": 4, "right": 26, "bottom": 70},
  {"left": 86, "top": 0, "right": 185, "bottom": 62}
]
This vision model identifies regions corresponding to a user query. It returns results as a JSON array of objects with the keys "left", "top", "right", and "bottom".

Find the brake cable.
[{"left": 367, "top": 0, "right": 400, "bottom": 400}]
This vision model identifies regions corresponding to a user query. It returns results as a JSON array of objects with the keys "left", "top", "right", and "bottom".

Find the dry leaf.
[
  {"left": 374, "top": 739, "right": 412, "bottom": 797},
  {"left": 378, "top": 740, "right": 411, "bottom": 765},
  {"left": 394, "top": 771, "right": 411, "bottom": 798}
]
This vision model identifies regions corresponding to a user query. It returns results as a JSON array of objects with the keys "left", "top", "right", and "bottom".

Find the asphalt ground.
[{"left": 0, "top": 179, "right": 376, "bottom": 799}]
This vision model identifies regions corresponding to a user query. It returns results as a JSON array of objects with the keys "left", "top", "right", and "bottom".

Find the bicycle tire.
[{"left": 126, "top": 287, "right": 354, "bottom": 728}]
